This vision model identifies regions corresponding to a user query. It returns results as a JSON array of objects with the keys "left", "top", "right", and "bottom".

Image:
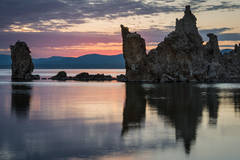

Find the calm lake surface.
[{"left": 0, "top": 69, "right": 240, "bottom": 160}]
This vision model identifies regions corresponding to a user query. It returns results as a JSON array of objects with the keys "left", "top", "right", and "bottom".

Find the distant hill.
[
  {"left": 0, "top": 54, "right": 11, "bottom": 68},
  {"left": 0, "top": 54, "right": 125, "bottom": 69}
]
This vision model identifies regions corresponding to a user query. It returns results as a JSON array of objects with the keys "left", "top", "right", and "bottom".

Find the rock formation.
[
  {"left": 234, "top": 44, "right": 240, "bottom": 54},
  {"left": 121, "top": 5, "right": 240, "bottom": 82},
  {"left": 121, "top": 24, "right": 148, "bottom": 81},
  {"left": 10, "top": 41, "right": 39, "bottom": 80},
  {"left": 50, "top": 71, "right": 116, "bottom": 81},
  {"left": 50, "top": 71, "right": 68, "bottom": 80},
  {"left": 74, "top": 72, "right": 114, "bottom": 81},
  {"left": 116, "top": 74, "right": 128, "bottom": 82}
]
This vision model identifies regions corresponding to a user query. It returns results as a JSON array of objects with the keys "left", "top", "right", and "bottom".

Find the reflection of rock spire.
[
  {"left": 147, "top": 84, "right": 203, "bottom": 154},
  {"left": 11, "top": 84, "right": 32, "bottom": 119},
  {"left": 121, "top": 84, "right": 146, "bottom": 136},
  {"left": 122, "top": 83, "right": 222, "bottom": 154},
  {"left": 206, "top": 88, "right": 219, "bottom": 126},
  {"left": 233, "top": 89, "right": 240, "bottom": 113}
]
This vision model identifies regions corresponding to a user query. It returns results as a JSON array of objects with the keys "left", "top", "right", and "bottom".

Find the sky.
[{"left": 0, "top": 0, "right": 240, "bottom": 58}]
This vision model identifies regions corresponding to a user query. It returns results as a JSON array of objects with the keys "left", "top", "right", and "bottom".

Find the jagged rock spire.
[
  {"left": 175, "top": 5, "right": 202, "bottom": 44},
  {"left": 120, "top": 6, "right": 239, "bottom": 82},
  {"left": 120, "top": 24, "right": 148, "bottom": 81},
  {"left": 10, "top": 41, "right": 39, "bottom": 80}
]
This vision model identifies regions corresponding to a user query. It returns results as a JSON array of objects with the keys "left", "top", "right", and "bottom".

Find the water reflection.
[
  {"left": 233, "top": 89, "right": 240, "bottom": 113},
  {"left": 122, "top": 83, "right": 223, "bottom": 154},
  {"left": 1, "top": 80, "right": 240, "bottom": 159},
  {"left": 205, "top": 88, "right": 220, "bottom": 126},
  {"left": 11, "top": 84, "right": 32, "bottom": 119},
  {"left": 121, "top": 84, "right": 146, "bottom": 136}
]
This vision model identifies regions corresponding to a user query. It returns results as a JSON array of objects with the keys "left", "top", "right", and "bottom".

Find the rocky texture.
[
  {"left": 234, "top": 44, "right": 240, "bottom": 54},
  {"left": 74, "top": 72, "right": 114, "bottom": 81},
  {"left": 10, "top": 41, "right": 39, "bottom": 80},
  {"left": 204, "top": 33, "right": 220, "bottom": 63},
  {"left": 50, "top": 71, "right": 116, "bottom": 81},
  {"left": 121, "top": 5, "right": 240, "bottom": 82},
  {"left": 50, "top": 71, "right": 68, "bottom": 80},
  {"left": 117, "top": 74, "right": 128, "bottom": 82},
  {"left": 121, "top": 25, "right": 148, "bottom": 81}
]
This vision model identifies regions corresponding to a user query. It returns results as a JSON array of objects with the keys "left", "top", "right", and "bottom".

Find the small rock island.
[{"left": 121, "top": 5, "right": 240, "bottom": 82}]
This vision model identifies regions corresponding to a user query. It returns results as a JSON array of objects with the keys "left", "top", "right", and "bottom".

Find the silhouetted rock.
[
  {"left": 234, "top": 44, "right": 240, "bottom": 54},
  {"left": 10, "top": 41, "right": 39, "bottom": 80},
  {"left": 74, "top": 72, "right": 90, "bottom": 80},
  {"left": 50, "top": 71, "right": 67, "bottom": 80},
  {"left": 50, "top": 71, "right": 117, "bottom": 81},
  {"left": 74, "top": 72, "right": 115, "bottom": 81},
  {"left": 205, "top": 33, "right": 220, "bottom": 63},
  {"left": 121, "top": 6, "right": 239, "bottom": 82},
  {"left": 116, "top": 74, "right": 128, "bottom": 82},
  {"left": 121, "top": 25, "right": 149, "bottom": 81}
]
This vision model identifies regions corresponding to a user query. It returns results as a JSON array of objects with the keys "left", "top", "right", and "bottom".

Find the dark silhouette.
[
  {"left": 121, "top": 6, "right": 240, "bottom": 83},
  {"left": 233, "top": 89, "right": 240, "bottom": 113},
  {"left": 10, "top": 41, "right": 39, "bottom": 80},
  {"left": 205, "top": 88, "right": 220, "bottom": 126},
  {"left": 50, "top": 71, "right": 116, "bottom": 81},
  {"left": 0, "top": 54, "right": 125, "bottom": 69},
  {"left": 121, "top": 83, "right": 146, "bottom": 136},
  {"left": 146, "top": 84, "right": 203, "bottom": 154},
  {"left": 122, "top": 83, "right": 222, "bottom": 154},
  {"left": 11, "top": 84, "right": 32, "bottom": 119}
]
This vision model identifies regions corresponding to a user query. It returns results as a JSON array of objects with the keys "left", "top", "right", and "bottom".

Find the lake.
[{"left": 0, "top": 69, "right": 240, "bottom": 160}]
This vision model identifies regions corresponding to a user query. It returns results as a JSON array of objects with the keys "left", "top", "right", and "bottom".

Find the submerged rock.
[
  {"left": 10, "top": 41, "right": 39, "bottom": 80},
  {"left": 120, "top": 5, "right": 239, "bottom": 82}
]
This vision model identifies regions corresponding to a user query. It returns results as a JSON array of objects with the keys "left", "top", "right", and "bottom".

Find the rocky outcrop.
[
  {"left": 50, "top": 71, "right": 68, "bottom": 80},
  {"left": 121, "top": 25, "right": 149, "bottom": 81},
  {"left": 116, "top": 74, "right": 128, "bottom": 82},
  {"left": 204, "top": 33, "right": 220, "bottom": 63},
  {"left": 234, "top": 44, "right": 240, "bottom": 54},
  {"left": 50, "top": 71, "right": 116, "bottom": 81},
  {"left": 121, "top": 5, "right": 239, "bottom": 82},
  {"left": 10, "top": 41, "right": 39, "bottom": 80},
  {"left": 74, "top": 72, "right": 114, "bottom": 81}
]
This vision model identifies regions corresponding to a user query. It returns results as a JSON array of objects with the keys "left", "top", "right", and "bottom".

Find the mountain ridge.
[{"left": 0, "top": 54, "right": 125, "bottom": 69}]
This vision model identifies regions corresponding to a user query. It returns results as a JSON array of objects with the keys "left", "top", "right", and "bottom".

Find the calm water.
[{"left": 0, "top": 69, "right": 240, "bottom": 160}]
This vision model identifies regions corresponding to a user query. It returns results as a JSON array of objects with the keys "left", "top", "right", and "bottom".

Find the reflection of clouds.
[
  {"left": 0, "top": 114, "right": 177, "bottom": 159},
  {"left": 1, "top": 82, "right": 240, "bottom": 159}
]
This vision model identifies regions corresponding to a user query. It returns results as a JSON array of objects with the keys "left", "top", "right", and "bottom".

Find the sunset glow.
[{"left": 0, "top": 0, "right": 239, "bottom": 58}]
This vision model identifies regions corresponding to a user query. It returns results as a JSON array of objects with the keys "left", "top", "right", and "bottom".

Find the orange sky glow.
[{"left": 0, "top": 0, "right": 239, "bottom": 58}]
